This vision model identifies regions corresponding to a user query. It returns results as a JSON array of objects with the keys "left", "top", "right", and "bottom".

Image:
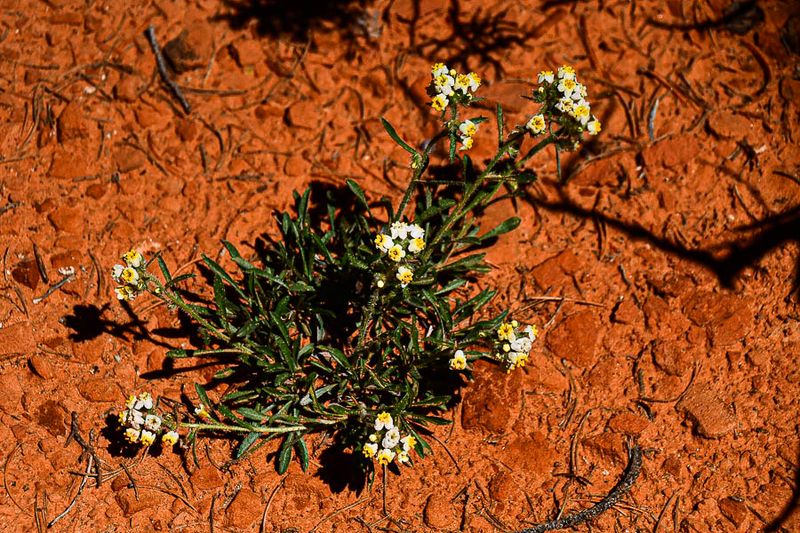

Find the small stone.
[
  {"left": 225, "top": 489, "right": 262, "bottom": 529},
  {"left": 285, "top": 100, "right": 320, "bottom": 129},
  {"left": 114, "top": 145, "right": 147, "bottom": 173},
  {"left": 175, "top": 119, "right": 198, "bottom": 142},
  {"left": 423, "top": 492, "right": 459, "bottom": 529},
  {"left": 50, "top": 148, "right": 89, "bottom": 180},
  {"left": 707, "top": 111, "right": 755, "bottom": 140},
  {"left": 114, "top": 75, "right": 141, "bottom": 102},
  {"left": 611, "top": 298, "right": 640, "bottom": 325},
  {"left": 48, "top": 205, "right": 84, "bottom": 234},
  {"left": 163, "top": 23, "right": 213, "bottom": 73},
  {"left": 50, "top": 250, "right": 82, "bottom": 270},
  {"left": 0, "top": 321, "right": 36, "bottom": 357},
  {"left": 503, "top": 431, "right": 557, "bottom": 482},
  {"left": 607, "top": 412, "right": 649, "bottom": 436},
  {"left": 284, "top": 154, "right": 308, "bottom": 176},
  {"left": 643, "top": 135, "right": 702, "bottom": 168},
  {"left": 652, "top": 341, "right": 693, "bottom": 377},
  {"left": 718, "top": 497, "right": 749, "bottom": 527},
  {"left": 545, "top": 310, "right": 601, "bottom": 368},
  {"left": 529, "top": 250, "right": 582, "bottom": 291},
  {"left": 230, "top": 39, "right": 265, "bottom": 68},
  {"left": 190, "top": 465, "right": 223, "bottom": 491},
  {"left": 677, "top": 386, "right": 737, "bottom": 438},
  {"left": 29, "top": 354, "right": 55, "bottom": 379},
  {"left": 462, "top": 360, "right": 524, "bottom": 433},
  {"left": 36, "top": 400, "right": 68, "bottom": 436},
  {"left": 78, "top": 377, "right": 121, "bottom": 402},
  {"left": 12, "top": 259, "right": 40, "bottom": 290},
  {"left": 57, "top": 101, "right": 92, "bottom": 143},
  {"left": 85, "top": 183, "right": 107, "bottom": 199},
  {"left": 0, "top": 372, "right": 23, "bottom": 414},
  {"left": 116, "top": 490, "right": 161, "bottom": 516}
]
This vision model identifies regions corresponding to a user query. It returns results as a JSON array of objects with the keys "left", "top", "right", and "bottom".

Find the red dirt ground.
[{"left": 1, "top": 0, "right": 799, "bottom": 531}]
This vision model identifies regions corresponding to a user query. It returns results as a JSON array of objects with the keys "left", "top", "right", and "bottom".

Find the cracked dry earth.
[{"left": 0, "top": 0, "right": 799, "bottom": 531}]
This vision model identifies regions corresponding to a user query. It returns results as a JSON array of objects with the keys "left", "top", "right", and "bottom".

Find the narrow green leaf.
[
  {"left": 194, "top": 384, "right": 212, "bottom": 411},
  {"left": 236, "top": 432, "right": 260, "bottom": 458},
  {"left": 277, "top": 436, "right": 294, "bottom": 474},
  {"left": 156, "top": 256, "right": 172, "bottom": 283},
  {"left": 380, "top": 117, "right": 417, "bottom": 155},
  {"left": 480, "top": 216, "right": 521, "bottom": 241},
  {"left": 496, "top": 103, "right": 504, "bottom": 146},
  {"left": 346, "top": 179, "right": 370, "bottom": 211},
  {"left": 295, "top": 438, "right": 309, "bottom": 472}
]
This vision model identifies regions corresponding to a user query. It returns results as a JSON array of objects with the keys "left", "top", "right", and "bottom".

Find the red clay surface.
[{"left": 0, "top": 0, "right": 799, "bottom": 531}]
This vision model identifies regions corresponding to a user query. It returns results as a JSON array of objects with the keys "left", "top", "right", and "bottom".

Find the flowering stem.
[
  {"left": 356, "top": 287, "right": 381, "bottom": 351},
  {"left": 394, "top": 128, "right": 450, "bottom": 223},
  {"left": 144, "top": 273, "right": 233, "bottom": 345},
  {"left": 180, "top": 422, "right": 306, "bottom": 433}
]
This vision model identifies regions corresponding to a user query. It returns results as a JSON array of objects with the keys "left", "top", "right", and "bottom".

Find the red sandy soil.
[{"left": 1, "top": 0, "right": 799, "bottom": 531}]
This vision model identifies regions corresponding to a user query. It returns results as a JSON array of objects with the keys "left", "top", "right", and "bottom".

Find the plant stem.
[
  {"left": 144, "top": 273, "right": 233, "bottom": 345},
  {"left": 180, "top": 422, "right": 306, "bottom": 434}
]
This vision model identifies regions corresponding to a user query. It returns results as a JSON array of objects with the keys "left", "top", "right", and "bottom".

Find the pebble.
[
  {"left": 78, "top": 377, "right": 121, "bottom": 402},
  {"left": 423, "top": 492, "right": 459, "bottom": 529},
  {"left": 224, "top": 489, "right": 262, "bottom": 529},
  {"left": 677, "top": 386, "right": 737, "bottom": 438},
  {"left": 0, "top": 372, "right": 23, "bottom": 414},
  {"left": 29, "top": 354, "right": 55, "bottom": 379},
  {"left": 35, "top": 399, "right": 68, "bottom": 436},
  {"left": 11, "top": 258, "right": 40, "bottom": 289},
  {"left": 48, "top": 205, "right": 84, "bottom": 234},
  {"left": 545, "top": 310, "right": 601, "bottom": 368},
  {"left": 57, "top": 101, "right": 92, "bottom": 143},
  {"left": 461, "top": 360, "right": 524, "bottom": 433},
  {"left": 163, "top": 22, "right": 213, "bottom": 73},
  {"left": 718, "top": 497, "right": 749, "bottom": 527},
  {"left": 0, "top": 321, "right": 36, "bottom": 357},
  {"left": 190, "top": 465, "right": 223, "bottom": 491}
]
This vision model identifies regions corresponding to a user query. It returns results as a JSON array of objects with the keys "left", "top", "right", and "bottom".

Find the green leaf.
[
  {"left": 167, "top": 349, "right": 189, "bottom": 358},
  {"left": 295, "top": 438, "right": 309, "bottom": 472},
  {"left": 156, "top": 255, "right": 172, "bottom": 283},
  {"left": 480, "top": 216, "right": 521, "bottom": 241},
  {"left": 236, "top": 432, "right": 260, "bottom": 458},
  {"left": 195, "top": 384, "right": 213, "bottom": 412},
  {"left": 496, "top": 103, "right": 504, "bottom": 146},
  {"left": 319, "top": 345, "right": 351, "bottom": 370},
  {"left": 277, "top": 435, "right": 294, "bottom": 474},
  {"left": 346, "top": 179, "right": 370, "bottom": 211},
  {"left": 202, "top": 254, "right": 247, "bottom": 299},
  {"left": 380, "top": 117, "right": 417, "bottom": 155},
  {"left": 164, "top": 273, "right": 195, "bottom": 288}
]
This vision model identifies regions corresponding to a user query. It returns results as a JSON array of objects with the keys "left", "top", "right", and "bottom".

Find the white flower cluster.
[
  {"left": 362, "top": 412, "right": 416, "bottom": 466},
  {"left": 118, "top": 392, "right": 179, "bottom": 447},
  {"left": 457, "top": 119, "right": 478, "bottom": 151},
  {"left": 429, "top": 62, "right": 481, "bottom": 112},
  {"left": 111, "top": 250, "right": 146, "bottom": 301},
  {"left": 496, "top": 320, "right": 538, "bottom": 372},
  {"left": 374, "top": 221, "right": 425, "bottom": 288},
  {"left": 529, "top": 65, "right": 601, "bottom": 140}
]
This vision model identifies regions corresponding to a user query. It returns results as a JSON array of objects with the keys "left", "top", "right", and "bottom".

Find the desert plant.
[{"left": 110, "top": 63, "right": 601, "bottom": 480}]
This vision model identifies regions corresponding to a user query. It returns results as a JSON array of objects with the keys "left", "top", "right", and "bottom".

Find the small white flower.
[
  {"left": 382, "top": 427, "right": 401, "bottom": 449},
  {"left": 375, "top": 412, "right": 394, "bottom": 431},
  {"left": 526, "top": 114, "right": 546, "bottom": 135},
  {"left": 362, "top": 442, "right": 378, "bottom": 458},
  {"left": 400, "top": 435, "right": 417, "bottom": 452},
  {"left": 144, "top": 414, "right": 162, "bottom": 432},
  {"left": 390, "top": 222, "right": 410, "bottom": 240},
  {"left": 407, "top": 224, "right": 425, "bottom": 240},
  {"left": 162, "top": 430, "right": 179, "bottom": 446},
  {"left": 397, "top": 451, "right": 410, "bottom": 463},
  {"left": 129, "top": 410, "right": 145, "bottom": 430},
  {"left": 111, "top": 264, "right": 125, "bottom": 283},
  {"left": 523, "top": 325, "right": 537, "bottom": 341},
  {"left": 431, "top": 63, "right": 449, "bottom": 78},
  {"left": 557, "top": 77, "right": 578, "bottom": 98},
  {"left": 375, "top": 233, "right": 394, "bottom": 252},
  {"left": 587, "top": 119, "right": 602, "bottom": 136},
  {"left": 557, "top": 65, "right": 576, "bottom": 80},
  {"left": 407, "top": 238, "right": 425, "bottom": 254},
  {"left": 396, "top": 266, "right": 414, "bottom": 287},
  {"left": 538, "top": 70, "right": 555, "bottom": 84},
  {"left": 140, "top": 430, "right": 156, "bottom": 446},
  {"left": 134, "top": 393, "right": 153, "bottom": 411},
  {"left": 450, "top": 349, "right": 467, "bottom": 370}
]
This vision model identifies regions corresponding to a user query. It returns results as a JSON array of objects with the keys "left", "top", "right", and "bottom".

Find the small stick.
[
  {"left": 428, "top": 431, "right": 461, "bottom": 473},
  {"left": 145, "top": 26, "right": 191, "bottom": 114},
  {"left": 32, "top": 243, "right": 48, "bottom": 284},
  {"left": 309, "top": 496, "right": 371, "bottom": 532},
  {"left": 32, "top": 273, "right": 75, "bottom": 304},
  {"left": 47, "top": 455, "right": 93, "bottom": 527},
  {"left": 121, "top": 462, "right": 138, "bottom": 501},
  {"left": 4, "top": 444, "right": 28, "bottom": 515},
  {"left": 519, "top": 445, "right": 643, "bottom": 532},
  {"left": 259, "top": 477, "right": 286, "bottom": 533}
]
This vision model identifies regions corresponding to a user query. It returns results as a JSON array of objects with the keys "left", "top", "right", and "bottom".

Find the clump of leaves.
[{"left": 115, "top": 63, "right": 599, "bottom": 480}]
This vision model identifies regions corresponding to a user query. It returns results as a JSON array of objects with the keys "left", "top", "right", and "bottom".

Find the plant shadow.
[{"left": 217, "top": 0, "right": 375, "bottom": 47}]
